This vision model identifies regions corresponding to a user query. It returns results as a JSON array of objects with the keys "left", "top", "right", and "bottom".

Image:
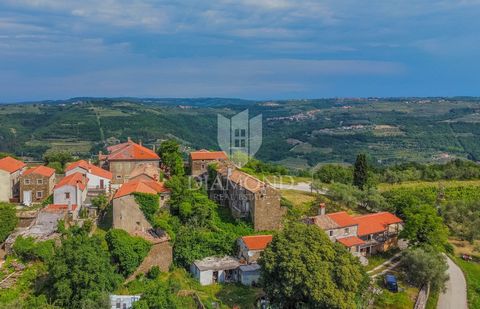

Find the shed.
[
  {"left": 190, "top": 256, "right": 240, "bottom": 286},
  {"left": 238, "top": 263, "right": 261, "bottom": 286}
]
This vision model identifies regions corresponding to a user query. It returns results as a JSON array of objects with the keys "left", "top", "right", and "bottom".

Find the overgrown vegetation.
[{"left": 0, "top": 202, "right": 18, "bottom": 243}]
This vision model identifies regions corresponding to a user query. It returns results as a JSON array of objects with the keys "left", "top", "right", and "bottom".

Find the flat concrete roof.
[{"left": 193, "top": 256, "right": 240, "bottom": 271}]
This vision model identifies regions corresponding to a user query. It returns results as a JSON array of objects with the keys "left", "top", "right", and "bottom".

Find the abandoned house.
[
  {"left": 0, "top": 156, "right": 27, "bottom": 203},
  {"left": 99, "top": 138, "right": 160, "bottom": 185},
  {"left": 20, "top": 165, "right": 56, "bottom": 206},
  {"left": 189, "top": 149, "right": 228, "bottom": 178},
  {"left": 190, "top": 256, "right": 241, "bottom": 286},
  {"left": 209, "top": 162, "right": 286, "bottom": 231}
]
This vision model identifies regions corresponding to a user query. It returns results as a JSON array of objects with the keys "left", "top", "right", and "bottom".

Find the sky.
[{"left": 1, "top": 0, "right": 480, "bottom": 102}]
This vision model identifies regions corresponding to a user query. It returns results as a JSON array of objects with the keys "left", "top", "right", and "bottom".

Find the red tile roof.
[
  {"left": 66, "top": 160, "right": 112, "bottom": 179},
  {"left": 190, "top": 150, "right": 228, "bottom": 161},
  {"left": 337, "top": 236, "right": 365, "bottom": 247},
  {"left": 327, "top": 211, "right": 358, "bottom": 228},
  {"left": 353, "top": 212, "right": 403, "bottom": 236},
  {"left": 105, "top": 141, "right": 159, "bottom": 161},
  {"left": 55, "top": 172, "right": 88, "bottom": 191},
  {"left": 23, "top": 165, "right": 55, "bottom": 178},
  {"left": 44, "top": 204, "right": 78, "bottom": 212},
  {"left": 114, "top": 180, "right": 169, "bottom": 199},
  {"left": 0, "top": 156, "right": 26, "bottom": 173},
  {"left": 241, "top": 235, "right": 273, "bottom": 251}
]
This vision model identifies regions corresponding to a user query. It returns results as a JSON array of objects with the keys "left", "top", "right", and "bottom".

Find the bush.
[
  {"left": 12, "top": 236, "right": 55, "bottom": 262},
  {"left": 105, "top": 229, "right": 152, "bottom": 277},
  {"left": 0, "top": 202, "right": 18, "bottom": 243},
  {"left": 147, "top": 266, "right": 160, "bottom": 279},
  {"left": 134, "top": 193, "right": 159, "bottom": 223}
]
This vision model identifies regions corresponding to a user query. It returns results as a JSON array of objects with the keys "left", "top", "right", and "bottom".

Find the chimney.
[
  {"left": 227, "top": 167, "right": 232, "bottom": 178},
  {"left": 139, "top": 140, "right": 142, "bottom": 146},
  {"left": 319, "top": 203, "right": 326, "bottom": 216},
  {"left": 68, "top": 200, "right": 72, "bottom": 213},
  {"left": 152, "top": 144, "right": 156, "bottom": 153},
  {"left": 127, "top": 137, "right": 132, "bottom": 143}
]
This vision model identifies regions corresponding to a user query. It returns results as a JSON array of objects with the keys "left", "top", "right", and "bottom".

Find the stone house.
[
  {"left": 128, "top": 163, "right": 161, "bottom": 182},
  {"left": 238, "top": 234, "right": 273, "bottom": 264},
  {"left": 65, "top": 160, "right": 112, "bottom": 193},
  {"left": 20, "top": 165, "right": 56, "bottom": 206},
  {"left": 0, "top": 156, "right": 27, "bottom": 202},
  {"left": 99, "top": 138, "right": 160, "bottom": 185},
  {"left": 112, "top": 180, "right": 173, "bottom": 272},
  {"left": 190, "top": 256, "right": 241, "bottom": 286},
  {"left": 189, "top": 149, "right": 227, "bottom": 178},
  {"left": 53, "top": 172, "right": 88, "bottom": 208},
  {"left": 306, "top": 204, "right": 403, "bottom": 256},
  {"left": 209, "top": 162, "right": 286, "bottom": 231}
]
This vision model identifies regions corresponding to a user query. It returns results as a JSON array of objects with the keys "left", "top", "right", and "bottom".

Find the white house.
[
  {"left": 190, "top": 256, "right": 240, "bottom": 286},
  {"left": 238, "top": 235, "right": 273, "bottom": 264},
  {"left": 0, "top": 156, "right": 27, "bottom": 202},
  {"left": 65, "top": 160, "right": 112, "bottom": 192},
  {"left": 109, "top": 295, "right": 141, "bottom": 309},
  {"left": 53, "top": 172, "right": 88, "bottom": 207}
]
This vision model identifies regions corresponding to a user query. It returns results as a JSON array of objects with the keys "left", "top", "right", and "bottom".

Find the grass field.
[
  {"left": 378, "top": 179, "right": 480, "bottom": 192},
  {"left": 452, "top": 256, "right": 480, "bottom": 309}
]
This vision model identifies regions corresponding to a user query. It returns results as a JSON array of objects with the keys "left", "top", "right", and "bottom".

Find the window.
[
  {"left": 24, "top": 179, "right": 31, "bottom": 185},
  {"left": 329, "top": 230, "right": 333, "bottom": 237},
  {"left": 235, "top": 129, "right": 240, "bottom": 137},
  {"left": 240, "top": 139, "right": 246, "bottom": 147},
  {"left": 235, "top": 139, "right": 240, "bottom": 147},
  {"left": 201, "top": 164, "right": 205, "bottom": 169},
  {"left": 37, "top": 179, "right": 43, "bottom": 185},
  {"left": 36, "top": 191, "right": 43, "bottom": 198},
  {"left": 65, "top": 192, "right": 70, "bottom": 199},
  {"left": 344, "top": 228, "right": 349, "bottom": 235},
  {"left": 160, "top": 195, "right": 165, "bottom": 201},
  {"left": 240, "top": 129, "right": 246, "bottom": 137},
  {"left": 116, "top": 175, "right": 122, "bottom": 179}
]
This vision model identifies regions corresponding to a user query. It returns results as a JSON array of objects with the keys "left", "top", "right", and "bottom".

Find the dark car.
[{"left": 384, "top": 274, "right": 398, "bottom": 292}]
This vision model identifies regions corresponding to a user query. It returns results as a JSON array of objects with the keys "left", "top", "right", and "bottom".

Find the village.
[{"left": 0, "top": 138, "right": 413, "bottom": 308}]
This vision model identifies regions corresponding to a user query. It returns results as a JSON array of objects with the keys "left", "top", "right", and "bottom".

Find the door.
[
  {"left": 100, "top": 179, "right": 104, "bottom": 189},
  {"left": 23, "top": 191, "right": 32, "bottom": 206}
]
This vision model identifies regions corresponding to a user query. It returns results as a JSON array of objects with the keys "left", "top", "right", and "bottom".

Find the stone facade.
[
  {"left": 210, "top": 164, "right": 286, "bottom": 231},
  {"left": 20, "top": 172, "right": 55, "bottom": 205},
  {"left": 113, "top": 194, "right": 152, "bottom": 234}
]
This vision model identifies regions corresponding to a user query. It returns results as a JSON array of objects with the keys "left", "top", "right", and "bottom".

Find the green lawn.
[
  {"left": 371, "top": 272, "right": 418, "bottom": 309},
  {"left": 452, "top": 256, "right": 480, "bottom": 309}
]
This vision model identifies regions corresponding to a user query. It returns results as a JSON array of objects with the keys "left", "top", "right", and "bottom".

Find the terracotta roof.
[
  {"left": 66, "top": 160, "right": 112, "bottom": 179},
  {"left": 114, "top": 180, "right": 169, "bottom": 199},
  {"left": 23, "top": 165, "right": 55, "bottom": 177},
  {"left": 190, "top": 150, "right": 228, "bottom": 161},
  {"left": 353, "top": 212, "right": 403, "bottom": 236},
  {"left": 105, "top": 141, "right": 159, "bottom": 161},
  {"left": 337, "top": 236, "right": 365, "bottom": 247},
  {"left": 241, "top": 235, "right": 273, "bottom": 250},
  {"left": 0, "top": 156, "right": 26, "bottom": 173},
  {"left": 327, "top": 211, "right": 358, "bottom": 228},
  {"left": 44, "top": 204, "right": 78, "bottom": 213},
  {"left": 308, "top": 215, "right": 340, "bottom": 230},
  {"left": 55, "top": 172, "right": 88, "bottom": 191},
  {"left": 216, "top": 163, "right": 270, "bottom": 193}
]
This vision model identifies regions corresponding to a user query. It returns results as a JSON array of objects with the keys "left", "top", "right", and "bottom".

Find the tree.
[
  {"left": 105, "top": 229, "right": 152, "bottom": 277},
  {"left": 315, "top": 164, "right": 353, "bottom": 184},
  {"left": 43, "top": 151, "right": 73, "bottom": 170},
  {"left": 400, "top": 204, "right": 448, "bottom": 249},
  {"left": 353, "top": 153, "right": 369, "bottom": 190},
  {"left": 47, "top": 233, "right": 121, "bottom": 308},
  {"left": 260, "top": 223, "right": 367, "bottom": 309},
  {"left": 91, "top": 194, "right": 109, "bottom": 212},
  {"left": 12, "top": 236, "right": 55, "bottom": 262},
  {"left": 158, "top": 139, "right": 184, "bottom": 177},
  {"left": 0, "top": 202, "right": 18, "bottom": 243},
  {"left": 400, "top": 247, "right": 448, "bottom": 292}
]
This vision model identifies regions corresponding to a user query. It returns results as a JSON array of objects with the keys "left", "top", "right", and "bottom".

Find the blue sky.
[{"left": 1, "top": 0, "right": 480, "bottom": 102}]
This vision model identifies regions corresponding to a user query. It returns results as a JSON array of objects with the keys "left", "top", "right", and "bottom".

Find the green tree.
[
  {"left": 158, "top": 139, "right": 184, "bottom": 177},
  {"left": 91, "top": 194, "right": 109, "bottom": 212},
  {"left": 12, "top": 236, "right": 55, "bottom": 262},
  {"left": 0, "top": 202, "right": 18, "bottom": 242},
  {"left": 105, "top": 229, "right": 152, "bottom": 277},
  {"left": 400, "top": 204, "right": 448, "bottom": 249},
  {"left": 260, "top": 223, "right": 367, "bottom": 309},
  {"left": 400, "top": 247, "right": 449, "bottom": 292},
  {"left": 353, "top": 153, "right": 369, "bottom": 190},
  {"left": 315, "top": 164, "right": 353, "bottom": 184},
  {"left": 47, "top": 233, "right": 121, "bottom": 308},
  {"left": 43, "top": 151, "right": 73, "bottom": 170}
]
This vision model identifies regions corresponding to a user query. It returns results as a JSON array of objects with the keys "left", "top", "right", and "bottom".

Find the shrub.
[
  {"left": 12, "top": 236, "right": 55, "bottom": 262},
  {"left": 0, "top": 202, "right": 18, "bottom": 243},
  {"left": 147, "top": 266, "right": 160, "bottom": 279},
  {"left": 105, "top": 229, "right": 152, "bottom": 277},
  {"left": 134, "top": 193, "right": 159, "bottom": 223}
]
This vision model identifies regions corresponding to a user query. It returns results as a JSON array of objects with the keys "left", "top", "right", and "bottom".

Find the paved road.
[
  {"left": 273, "top": 182, "right": 328, "bottom": 195},
  {"left": 438, "top": 256, "right": 468, "bottom": 309}
]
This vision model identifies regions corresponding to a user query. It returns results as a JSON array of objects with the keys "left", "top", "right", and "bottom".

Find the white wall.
[
  {"left": 66, "top": 167, "right": 110, "bottom": 191},
  {"left": 0, "top": 170, "right": 10, "bottom": 202},
  {"left": 53, "top": 185, "right": 86, "bottom": 206}
]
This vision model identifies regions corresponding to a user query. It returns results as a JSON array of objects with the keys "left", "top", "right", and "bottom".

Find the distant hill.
[{"left": 1, "top": 97, "right": 480, "bottom": 168}]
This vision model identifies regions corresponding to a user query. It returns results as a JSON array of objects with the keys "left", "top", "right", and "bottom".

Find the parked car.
[{"left": 384, "top": 274, "right": 398, "bottom": 292}]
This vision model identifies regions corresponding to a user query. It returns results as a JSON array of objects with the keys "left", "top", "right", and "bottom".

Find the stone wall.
[{"left": 112, "top": 195, "right": 152, "bottom": 234}]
